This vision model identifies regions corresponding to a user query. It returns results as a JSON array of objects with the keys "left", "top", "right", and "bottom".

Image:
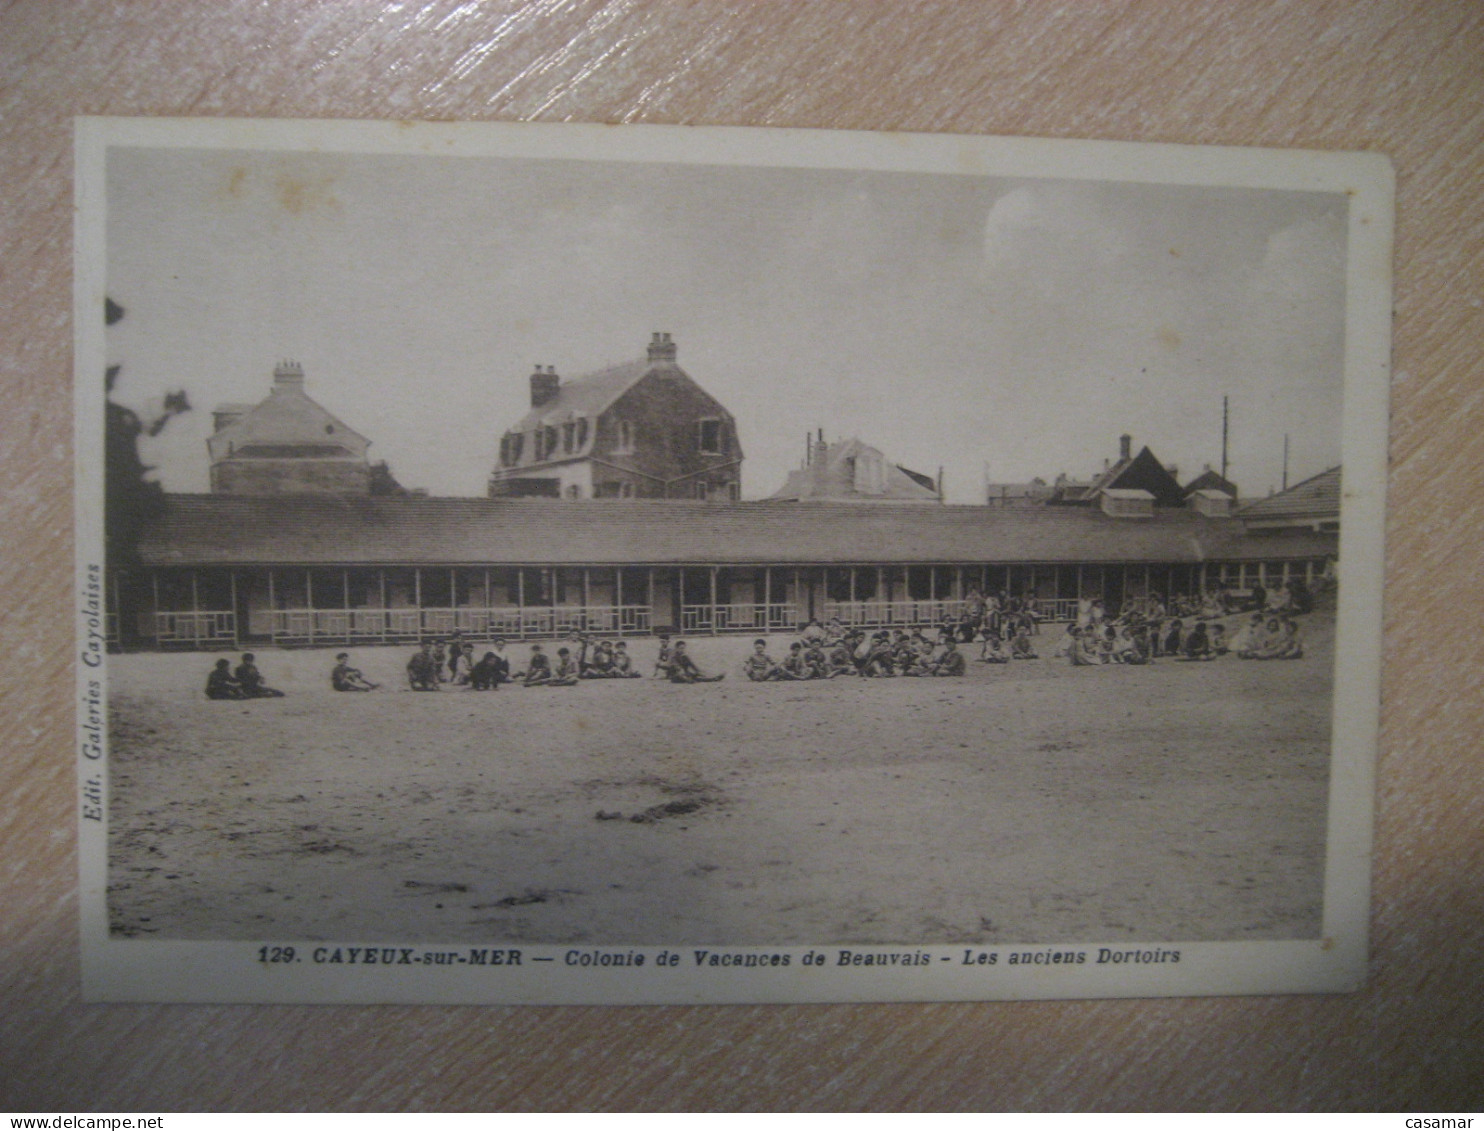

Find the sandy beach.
[{"left": 106, "top": 615, "right": 1332, "bottom": 947}]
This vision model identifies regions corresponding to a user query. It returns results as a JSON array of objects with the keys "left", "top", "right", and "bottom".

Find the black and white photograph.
[{"left": 74, "top": 118, "right": 1392, "bottom": 1004}]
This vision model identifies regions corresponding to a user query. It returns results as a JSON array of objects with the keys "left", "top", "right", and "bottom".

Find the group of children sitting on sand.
[
  {"left": 1052, "top": 608, "right": 1305, "bottom": 667},
  {"left": 206, "top": 596, "right": 1309, "bottom": 697},
  {"left": 396, "top": 631, "right": 728, "bottom": 690},
  {"left": 203, "top": 654, "right": 287, "bottom": 699},
  {"left": 744, "top": 620, "right": 970, "bottom": 680},
  {"left": 403, "top": 633, "right": 649, "bottom": 690}
]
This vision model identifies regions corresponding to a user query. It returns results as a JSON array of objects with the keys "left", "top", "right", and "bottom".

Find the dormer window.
[
  {"left": 563, "top": 421, "right": 577, "bottom": 452},
  {"left": 500, "top": 433, "right": 525, "bottom": 467},
  {"left": 613, "top": 420, "right": 636, "bottom": 454},
  {"left": 698, "top": 418, "right": 723, "bottom": 455}
]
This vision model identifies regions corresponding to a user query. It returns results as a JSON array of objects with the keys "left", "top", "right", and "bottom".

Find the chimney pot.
[
  {"left": 530, "top": 364, "right": 560, "bottom": 408},
  {"left": 647, "top": 331, "right": 678, "bottom": 364},
  {"left": 273, "top": 360, "right": 305, "bottom": 390}
]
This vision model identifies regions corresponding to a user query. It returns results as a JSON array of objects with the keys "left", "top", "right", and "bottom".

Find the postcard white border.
[{"left": 74, "top": 117, "right": 1393, "bottom": 1005}]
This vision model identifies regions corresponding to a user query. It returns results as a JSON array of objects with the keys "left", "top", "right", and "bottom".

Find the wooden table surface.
[{"left": 2, "top": 0, "right": 1481, "bottom": 1111}]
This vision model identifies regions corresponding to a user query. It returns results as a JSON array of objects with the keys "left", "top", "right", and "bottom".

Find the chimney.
[
  {"left": 1119, "top": 433, "right": 1132, "bottom": 461},
  {"left": 530, "top": 363, "right": 560, "bottom": 408},
  {"left": 273, "top": 360, "right": 305, "bottom": 391},
  {"left": 647, "top": 331, "right": 678, "bottom": 364}
]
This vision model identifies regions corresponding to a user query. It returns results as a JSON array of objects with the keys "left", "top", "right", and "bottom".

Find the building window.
[
  {"left": 695, "top": 481, "right": 709, "bottom": 500},
  {"left": 620, "top": 481, "right": 635, "bottom": 498},
  {"left": 576, "top": 417, "right": 588, "bottom": 448},
  {"left": 698, "top": 418, "right": 723, "bottom": 455},
  {"left": 563, "top": 421, "right": 577, "bottom": 452},
  {"left": 614, "top": 420, "right": 636, "bottom": 454},
  {"left": 544, "top": 425, "right": 558, "bottom": 459},
  {"left": 566, "top": 484, "right": 581, "bottom": 500},
  {"left": 728, "top": 482, "right": 740, "bottom": 502}
]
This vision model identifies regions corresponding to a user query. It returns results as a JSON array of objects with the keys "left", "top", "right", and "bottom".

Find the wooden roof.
[
  {"left": 1238, "top": 466, "right": 1342, "bottom": 524},
  {"left": 133, "top": 495, "right": 1339, "bottom": 568}
]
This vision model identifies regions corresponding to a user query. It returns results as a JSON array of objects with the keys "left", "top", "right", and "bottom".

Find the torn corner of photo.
[{"left": 72, "top": 116, "right": 1392, "bottom": 1006}]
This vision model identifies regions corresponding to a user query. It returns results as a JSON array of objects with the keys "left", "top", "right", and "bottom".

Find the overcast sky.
[{"left": 106, "top": 145, "right": 1348, "bottom": 503}]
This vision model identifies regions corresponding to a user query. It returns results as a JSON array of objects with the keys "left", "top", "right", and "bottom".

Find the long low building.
[{"left": 111, "top": 495, "right": 1339, "bottom": 649}]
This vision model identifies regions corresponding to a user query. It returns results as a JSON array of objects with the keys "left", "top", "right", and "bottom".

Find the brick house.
[
  {"left": 488, "top": 333, "right": 743, "bottom": 501},
  {"left": 207, "top": 361, "right": 372, "bottom": 495}
]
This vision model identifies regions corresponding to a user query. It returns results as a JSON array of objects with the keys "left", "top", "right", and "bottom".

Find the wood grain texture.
[{"left": 2, "top": 0, "right": 1481, "bottom": 1111}]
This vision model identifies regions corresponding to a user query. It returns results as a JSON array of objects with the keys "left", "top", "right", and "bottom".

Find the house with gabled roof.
[
  {"left": 1239, "top": 466, "right": 1341, "bottom": 533},
  {"left": 1183, "top": 464, "right": 1239, "bottom": 501},
  {"left": 1046, "top": 434, "right": 1186, "bottom": 511},
  {"left": 768, "top": 435, "right": 942, "bottom": 504},
  {"left": 207, "top": 361, "right": 372, "bottom": 495},
  {"left": 488, "top": 332, "right": 743, "bottom": 502},
  {"left": 985, "top": 478, "right": 1054, "bottom": 507}
]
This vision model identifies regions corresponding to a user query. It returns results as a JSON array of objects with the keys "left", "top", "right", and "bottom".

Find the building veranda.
[{"left": 111, "top": 495, "right": 1337, "bottom": 650}]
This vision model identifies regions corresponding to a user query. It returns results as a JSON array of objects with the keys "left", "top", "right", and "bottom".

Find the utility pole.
[{"left": 1221, "top": 396, "right": 1229, "bottom": 483}]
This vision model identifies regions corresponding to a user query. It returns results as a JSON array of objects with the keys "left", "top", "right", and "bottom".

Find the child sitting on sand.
[
  {"left": 1180, "top": 621, "right": 1215, "bottom": 660},
  {"left": 665, "top": 640, "right": 725, "bottom": 683},
  {"left": 581, "top": 639, "right": 615, "bottom": 678},
  {"left": 331, "top": 653, "right": 378, "bottom": 692},
  {"left": 1125, "top": 626, "right": 1153, "bottom": 665},
  {"left": 1210, "top": 623, "right": 1229, "bottom": 656},
  {"left": 234, "top": 653, "right": 285, "bottom": 698},
  {"left": 744, "top": 639, "right": 783, "bottom": 682},
  {"left": 804, "top": 641, "right": 832, "bottom": 679},
  {"left": 521, "top": 644, "right": 552, "bottom": 686},
  {"left": 610, "top": 641, "right": 642, "bottom": 678},
  {"left": 1010, "top": 625, "right": 1038, "bottom": 660},
  {"left": 652, "top": 634, "right": 673, "bottom": 678},
  {"left": 979, "top": 632, "right": 1010, "bottom": 664},
  {"left": 450, "top": 642, "right": 475, "bottom": 686},
  {"left": 931, "top": 639, "right": 966, "bottom": 676},
  {"left": 407, "top": 642, "right": 439, "bottom": 691},
  {"left": 469, "top": 651, "right": 503, "bottom": 690},
  {"left": 1252, "top": 618, "right": 1303, "bottom": 660},
  {"left": 780, "top": 641, "right": 811, "bottom": 680},
  {"left": 1162, "top": 618, "right": 1184, "bottom": 658},
  {"left": 1235, "top": 615, "right": 1273, "bottom": 659},
  {"left": 547, "top": 647, "right": 580, "bottom": 686},
  {"left": 1068, "top": 626, "right": 1103, "bottom": 666},
  {"left": 205, "top": 658, "right": 245, "bottom": 700}
]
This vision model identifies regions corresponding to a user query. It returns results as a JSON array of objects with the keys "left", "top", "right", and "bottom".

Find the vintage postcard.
[{"left": 74, "top": 117, "right": 1392, "bottom": 1004}]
